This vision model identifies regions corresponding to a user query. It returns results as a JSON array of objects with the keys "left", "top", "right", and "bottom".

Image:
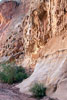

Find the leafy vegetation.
[
  {"left": 0, "top": 63, "right": 28, "bottom": 84},
  {"left": 30, "top": 83, "right": 46, "bottom": 98}
]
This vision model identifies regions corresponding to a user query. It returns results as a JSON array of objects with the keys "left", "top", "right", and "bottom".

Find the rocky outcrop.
[
  {"left": 16, "top": 0, "right": 67, "bottom": 70},
  {"left": 16, "top": 47, "right": 67, "bottom": 100},
  {"left": 0, "top": 1, "right": 19, "bottom": 30},
  {"left": 0, "top": 0, "right": 30, "bottom": 34},
  {"left": 0, "top": 0, "right": 67, "bottom": 99},
  {"left": 15, "top": 0, "right": 67, "bottom": 100},
  {"left": 0, "top": 0, "right": 30, "bottom": 66},
  {"left": 23, "top": 0, "right": 67, "bottom": 50}
]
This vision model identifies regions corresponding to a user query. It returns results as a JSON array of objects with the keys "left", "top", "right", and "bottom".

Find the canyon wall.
[
  {"left": 0, "top": 0, "right": 67, "bottom": 99},
  {"left": 0, "top": 0, "right": 67, "bottom": 69},
  {"left": 0, "top": 1, "right": 19, "bottom": 31},
  {"left": 0, "top": 0, "right": 67, "bottom": 67},
  {"left": 16, "top": 0, "right": 67, "bottom": 100},
  {"left": 0, "top": 0, "right": 30, "bottom": 63},
  {"left": 17, "top": 0, "right": 67, "bottom": 70}
]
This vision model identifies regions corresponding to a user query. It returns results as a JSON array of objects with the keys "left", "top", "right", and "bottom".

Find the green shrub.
[
  {"left": 0, "top": 63, "right": 28, "bottom": 84},
  {"left": 14, "top": 72, "right": 28, "bottom": 83},
  {"left": 30, "top": 83, "right": 46, "bottom": 98}
]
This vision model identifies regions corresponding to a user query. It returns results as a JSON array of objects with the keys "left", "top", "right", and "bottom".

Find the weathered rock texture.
[
  {"left": 16, "top": 0, "right": 67, "bottom": 100},
  {"left": 0, "top": 1, "right": 19, "bottom": 29},
  {"left": 17, "top": 0, "right": 67, "bottom": 70},
  {"left": 0, "top": 0, "right": 30, "bottom": 66},
  {"left": 0, "top": 0, "right": 67, "bottom": 100}
]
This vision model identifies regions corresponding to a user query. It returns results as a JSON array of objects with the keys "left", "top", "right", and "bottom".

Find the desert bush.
[
  {"left": 30, "top": 83, "right": 46, "bottom": 98},
  {"left": 0, "top": 63, "right": 28, "bottom": 84}
]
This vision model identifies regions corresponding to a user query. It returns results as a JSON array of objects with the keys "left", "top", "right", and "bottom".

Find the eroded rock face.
[
  {"left": 16, "top": 0, "right": 67, "bottom": 100},
  {"left": 16, "top": 48, "right": 67, "bottom": 100},
  {"left": 0, "top": 0, "right": 67, "bottom": 64},
  {"left": 24, "top": 0, "right": 67, "bottom": 49},
  {"left": 0, "top": 1, "right": 19, "bottom": 19},
  {"left": 0, "top": 12, "right": 5, "bottom": 27},
  {"left": 50, "top": 0, "right": 67, "bottom": 36},
  {"left": 14, "top": 0, "right": 67, "bottom": 69},
  {"left": 0, "top": 0, "right": 30, "bottom": 66},
  {"left": 0, "top": 0, "right": 67, "bottom": 99},
  {"left": 0, "top": 1, "right": 19, "bottom": 29},
  {"left": 0, "top": 0, "right": 67, "bottom": 66}
]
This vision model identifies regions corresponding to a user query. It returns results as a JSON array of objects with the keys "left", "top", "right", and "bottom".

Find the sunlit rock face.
[
  {"left": 0, "top": 13, "right": 5, "bottom": 27},
  {"left": 16, "top": 0, "right": 67, "bottom": 99},
  {"left": 0, "top": 1, "right": 67, "bottom": 99},
  {"left": 23, "top": 0, "right": 67, "bottom": 47},
  {"left": 50, "top": 0, "right": 67, "bottom": 36},
  {"left": 21, "top": 0, "right": 67, "bottom": 55},
  {"left": 16, "top": 0, "right": 67, "bottom": 69},
  {"left": 16, "top": 49, "right": 67, "bottom": 89},
  {"left": 0, "top": 0, "right": 67, "bottom": 66}
]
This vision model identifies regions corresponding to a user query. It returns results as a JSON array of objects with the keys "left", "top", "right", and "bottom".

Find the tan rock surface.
[
  {"left": 0, "top": 0, "right": 67, "bottom": 100},
  {"left": 16, "top": 0, "right": 67, "bottom": 99}
]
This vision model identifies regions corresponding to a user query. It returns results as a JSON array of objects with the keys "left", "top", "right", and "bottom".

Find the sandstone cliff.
[
  {"left": 0, "top": 0, "right": 30, "bottom": 64},
  {"left": 16, "top": 0, "right": 67, "bottom": 100},
  {"left": 0, "top": 0, "right": 67, "bottom": 100}
]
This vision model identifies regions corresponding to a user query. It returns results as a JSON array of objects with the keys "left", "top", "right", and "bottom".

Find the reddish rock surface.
[
  {"left": 0, "top": 1, "right": 19, "bottom": 32},
  {"left": 0, "top": 1, "right": 18, "bottom": 20},
  {"left": 0, "top": 0, "right": 30, "bottom": 62},
  {"left": 0, "top": 0, "right": 30, "bottom": 39}
]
